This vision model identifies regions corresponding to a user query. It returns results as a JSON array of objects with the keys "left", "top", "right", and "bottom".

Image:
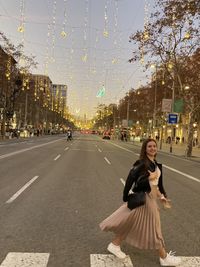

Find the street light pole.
[
  {"left": 126, "top": 95, "right": 130, "bottom": 127},
  {"left": 153, "top": 65, "right": 157, "bottom": 137},
  {"left": 24, "top": 91, "right": 28, "bottom": 128},
  {"left": 151, "top": 64, "right": 158, "bottom": 138},
  {"left": 170, "top": 72, "right": 175, "bottom": 153}
]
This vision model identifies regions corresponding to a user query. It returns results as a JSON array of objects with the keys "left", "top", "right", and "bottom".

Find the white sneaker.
[
  {"left": 160, "top": 251, "right": 181, "bottom": 266},
  {"left": 107, "top": 242, "right": 127, "bottom": 259}
]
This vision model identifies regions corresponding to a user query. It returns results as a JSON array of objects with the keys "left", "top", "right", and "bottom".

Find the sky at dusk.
[{"left": 0, "top": 0, "right": 155, "bottom": 118}]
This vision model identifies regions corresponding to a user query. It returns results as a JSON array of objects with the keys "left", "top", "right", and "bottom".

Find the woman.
[{"left": 99, "top": 138, "right": 181, "bottom": 266}]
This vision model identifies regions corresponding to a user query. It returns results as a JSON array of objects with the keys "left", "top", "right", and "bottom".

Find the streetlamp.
[
  {"left": 169, "top": 68, "right": 175, "bottom": 153},
  {"left": 126, "top": 91, "right": 130, "bottom": 128},
  {"left": 150, "top": 64, "right": 158, "bottom": 137}
]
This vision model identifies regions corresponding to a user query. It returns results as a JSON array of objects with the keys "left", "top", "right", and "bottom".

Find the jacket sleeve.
[
  {"left": 123, "top": 160, "right": 144, "bottom": 202},
  {"left": 157, "top": 164, "right": 167, "bottom": 198}
]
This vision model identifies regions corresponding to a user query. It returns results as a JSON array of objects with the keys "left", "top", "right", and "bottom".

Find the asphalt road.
[{"left": 0, "top": 133, "right": 199, "bottom": 267}]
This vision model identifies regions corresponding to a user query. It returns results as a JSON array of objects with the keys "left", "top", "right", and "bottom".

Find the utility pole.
[
  {"left": 24, "top": 92, "right": 28, "bottom": 128},
  {"left": 170, "top": 72, "right": 175, "bottom": 153},
  {"left": 153, "top": 65, "right": 157, "bottom": 135},
  {"left": 126, "top": 92, "right": 130, "bottom": 128}
]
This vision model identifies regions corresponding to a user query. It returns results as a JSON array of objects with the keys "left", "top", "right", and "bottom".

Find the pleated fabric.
[{"left": 99, "top": 187, "right": 165, "bottom": 250}]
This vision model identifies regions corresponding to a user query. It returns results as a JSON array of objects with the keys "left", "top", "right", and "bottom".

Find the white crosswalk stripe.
[
  {"left": 90, "top": 254, "right": 200, "bottom": 267},
  {"left": 90, "top": 254, "right": 134, "bottom": 267},
  {"left": 179, "top": 257, "right": 200, "bottom": 266},
  {"left": 0, "top": 253, "right": 50, "bottom": 267},
  {"left": 1, "top": 253, "right": 199, "bottom": 266}
]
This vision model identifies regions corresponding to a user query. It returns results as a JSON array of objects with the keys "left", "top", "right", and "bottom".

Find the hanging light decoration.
[
  {"left": 96, "top": 85, "right": 106, "bottom": 98},
  {"left": 140, "top": 0, "right": 150, "bottom": 65},
  {"left": 60, "top": 0, "right": 68, "bottom": 38},
  {"left": 50, "top": 0, "right": 57, "bottom": 62},
  {"left": 82, "top": 0, "right": 89, "bottom": 62},
  {"left": 17, "top": 0, "right": 25, "bottom": 33},
  {"left": 103, "top": 0, "right": 109, "bottom": 37},
  {"left": 112, "top": 0, "right": 119, "bottom": 64},
  {"left": 91, "top": 29, "right": 98, "bottom": 74}
]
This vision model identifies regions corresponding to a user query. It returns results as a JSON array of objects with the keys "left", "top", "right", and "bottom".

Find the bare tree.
[{"left": 129, "top": 0, "right": 200, "bottom": 156}]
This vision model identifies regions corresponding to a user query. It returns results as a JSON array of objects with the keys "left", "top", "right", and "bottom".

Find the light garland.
[
  {"left": 17, "top": 0, "right": 25, "bottom": 33},
  {"left": 112, "top": 0, "right": 119, "bottom": 64},
  {"left": 140, "top": 0, "right": 150, "bottom": 65},
  {"left": 103, "top": 0, "right": 109, "bottom": 38},
  {"left": 91, "top": 29, "right": 98, "bottom": 74},
  {"left": 44, "top": 23, "right": 51, "bottom": 75},
  {"left": 82, "top": 0, "right": 89, "bottom": 62},
  {"left": 5, "top": 55, "right": 11, "bottom": 81},
  {"left": 61, "top": 0, "right": 68, "bottom": 38},
  {"left": 51, "top": 0, "right": 57, "bottom": 62}
]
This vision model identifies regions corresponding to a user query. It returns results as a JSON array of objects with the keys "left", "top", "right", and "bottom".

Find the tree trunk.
[
  {"left": 1, "top": 111, "right": 6, "bottom": 139},
  {"left": 185, "top": 111, "right": 195, "bottom": 157}
]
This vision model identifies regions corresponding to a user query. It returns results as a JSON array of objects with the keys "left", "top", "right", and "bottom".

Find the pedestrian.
[{"left": 99, "top": 138, "right": 181, "bottom": 266}]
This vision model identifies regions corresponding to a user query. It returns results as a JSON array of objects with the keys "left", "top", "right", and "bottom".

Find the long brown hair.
[{"left": 139, "top": 138, "right": 157, "bottom": 168}]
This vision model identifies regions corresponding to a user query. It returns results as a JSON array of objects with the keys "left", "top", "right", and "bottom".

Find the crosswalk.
[
  {"left": 0, "top": 253, "right": 49, "bottom": 267},
  {"left": 0, "top": 253, "right": 200, "bottom": 266}
]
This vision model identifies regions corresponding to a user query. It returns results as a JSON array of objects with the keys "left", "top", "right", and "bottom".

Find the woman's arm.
[
  {"left": 157, "top": 164, "right": 167, "bottom": 198},
  {"left": 123, "top": 161, "right": 144, "bottom": 202}
]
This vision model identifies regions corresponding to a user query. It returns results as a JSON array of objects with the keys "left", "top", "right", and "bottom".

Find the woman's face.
[{"left": 146, "top": 141, "right": 157, "bottom": 158}]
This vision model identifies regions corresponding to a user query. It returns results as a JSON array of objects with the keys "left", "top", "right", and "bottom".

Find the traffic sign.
[{"left": 168, "top": 113, "right": 178, "bottom": 124}]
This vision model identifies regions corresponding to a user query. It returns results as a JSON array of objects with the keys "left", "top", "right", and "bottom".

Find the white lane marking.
[
  {"left": 0, "top": 139, "right": 61, "bottom": 160},
  {"left": 163, "top": 164, "right": 200, "bottom": 183},
  {"left": 71, "top": 149, "right": 96, "bottom": 152},
  {"left": 6, "top": 176, "right": 39, "bottom": 204},
  {"left": 64, "top": 147, "right": 69, "bottom": 151},
  {"left": 178, "top": 257, "right": 200, "bottom": 266},
  {"left": 54, "top": 154, "right": 61, "bottom": 161},
  {"left": 90, "top": 254, "right": 134, "bottom": 266},
  {"left": 120, "top": 178, "right": 133, "bottom": 194},
  {"left": 98, "top": 148, "right": 102, "bottom": 153},
  {"left": 110, "top": 142, "right": 133, "bottom": 153},
  {"left": 120, "top": 178, "right": 125, "bottom": 186},
  {"left": 0, "top": 252, "right": 49, "bottom": 266},
  {"left": 104, "top": 157, "right": 111, "bottom": 165},
  {"left": 109, "top": 142, "right": 200, "bottom": 183}
]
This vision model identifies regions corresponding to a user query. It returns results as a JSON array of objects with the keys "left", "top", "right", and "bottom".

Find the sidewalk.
[{"left": 129, "top": 140, "right": 200, "bottom": 163}]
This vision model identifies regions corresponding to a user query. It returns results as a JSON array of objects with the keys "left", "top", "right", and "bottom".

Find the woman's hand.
[
  {"left": 160, "top": 195, "right": 172, "bottom": 209},
  {"left": 148, "top": 170, "right": 157, "bottom": 181}
]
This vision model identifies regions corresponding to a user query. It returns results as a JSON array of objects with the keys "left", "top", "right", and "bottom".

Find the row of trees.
[
  {"left": 93, "top": 0, "right": 200, "bottom": 157},
  {"left": 0, "top": 32, "right": 74, "bottom": 137}
]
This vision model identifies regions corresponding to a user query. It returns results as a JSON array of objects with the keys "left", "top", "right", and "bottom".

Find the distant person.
[
  {"left": 66, "top": 130, "right": 72, "bottom": 141},
  {"left": 99, "top": 138, "right": 181, "bottom": 266}
]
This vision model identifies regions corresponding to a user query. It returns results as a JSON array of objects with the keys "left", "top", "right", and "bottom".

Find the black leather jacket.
[{"left": 123, "top": 159, "right": 167, "bottom": 202}]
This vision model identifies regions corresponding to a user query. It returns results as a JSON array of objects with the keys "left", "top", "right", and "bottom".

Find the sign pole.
[{"left": 170, "top": 74, "right": 175, "bottom": 153}]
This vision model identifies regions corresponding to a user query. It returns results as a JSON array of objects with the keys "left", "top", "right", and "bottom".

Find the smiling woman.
[{"left": 99, "top": 138, "right": 182, "bottom": 266}]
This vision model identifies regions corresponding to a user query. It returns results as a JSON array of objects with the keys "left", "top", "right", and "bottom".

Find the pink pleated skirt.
[{"left": 99, "top": 187, "right": 165, "bottom": 250}]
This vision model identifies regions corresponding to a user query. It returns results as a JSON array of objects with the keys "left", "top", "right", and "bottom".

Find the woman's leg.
[
  {"left": 112, "top": 235, "right": 124, "bottom": 246},
  {"left": 158, "top": 246, "right": 167, "bottom": 259}
]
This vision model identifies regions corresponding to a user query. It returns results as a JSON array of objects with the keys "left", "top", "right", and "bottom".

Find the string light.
[
  {"left": 61, "top": 0, "right": 68, "bottom": 38},
  {"left": 50, "top": 0, "right": 57, "bottom": 62},
  {"left": 140, "top": 0, "right": 150, "bottom": 65},
  {"left": 82, "top": 0, "right": 89, "bottom": 62},
  {"left": 112, "top": 0, "right": 119, "bottom": 64},
  {"left": 44, "top": 23, "right": 51, "bottom": 75},
  {"left": 91, "top": 29, "right": 98, "bottom": 74},
  {"left": 5, "top": 55, "right": 11, "bottom": 81},
  {"left": 103, "top": 0, "right": 109, "bottom": 38},
  {"left": 17, "top": 0, "right": 25, "bottom": 33}
]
